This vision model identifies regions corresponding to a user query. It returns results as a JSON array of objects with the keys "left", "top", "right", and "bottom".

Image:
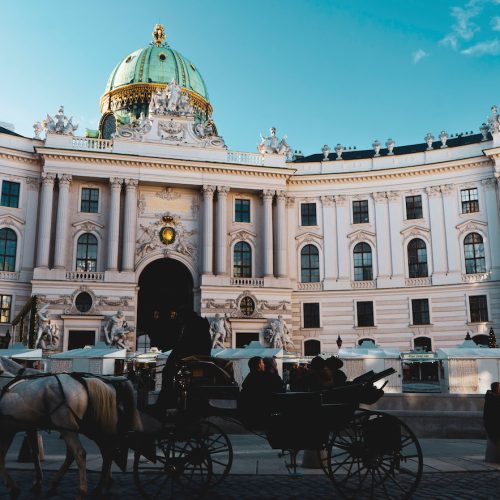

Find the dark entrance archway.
[{"left": 137, "top": 258, "right": 194, "bottom": 351}]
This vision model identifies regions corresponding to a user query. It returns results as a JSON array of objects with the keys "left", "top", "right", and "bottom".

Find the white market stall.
[
  {"left": 0, "top": 343, "right": 44, "bottom": 369},
  {"left": 339, "top": 341, "right": 402, "bottom": 393},
  {"left": 437, "top": 339, "right": 500, "bottom": 394},
  {"left": 212, "top": 341, "right": 285, "bottom": 386},
  {"left": 48, "top": 342, "right": 127, "bottom": 375}
]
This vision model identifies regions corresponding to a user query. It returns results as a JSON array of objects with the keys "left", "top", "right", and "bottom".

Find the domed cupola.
[{"left": 99, "top": 24, "right": 212, "bottom": 139}]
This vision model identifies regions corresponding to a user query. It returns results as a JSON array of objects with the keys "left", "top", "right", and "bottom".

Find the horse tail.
[
  {"left": 85, "top": 378, "right": 118, "bottom": 434},
  {"left": 119, "top": 380, "right": 143, "bottom": 432}
]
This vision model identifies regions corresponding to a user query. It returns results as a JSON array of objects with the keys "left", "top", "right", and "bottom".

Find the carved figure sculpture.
[
  {"left": 210, "top": 313, "right": 227, "bottom": 349},
  {"left": 167, "top": 79, "right": 182, "bottom": 112},
  {"left": 264, "top": 315, "right": 294, "bottom": 351},
  {"left": 35, "top": 304, "right": 60, "bottom": 350},
  {"left": 33, "top": 122, "right": 43, "bottom": 139},
  {"left": 488, "top": 105, "right": 500, "bottom": 134},
  {"left": 103, "top": 310, "right": 134, "bottom": 349},
  {"left": 40, "top": 106, "right": 78, "bottom": 135},
  {"left": 178, "top": 92, "right": 193, "bottom": 115},
  {"left": 258, "top": 127, "right": 292, "bottom": 157}
]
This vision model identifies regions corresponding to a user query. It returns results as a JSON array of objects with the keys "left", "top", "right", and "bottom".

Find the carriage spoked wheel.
[
  {"left": 133, "top": 433, "right": 212, "bottom": 499},
  {"left": 196, "top": 419, "right": 233, "bottom": 486},
  {"left": 325, "top": 409, "right": 423, "bottom": 499}
]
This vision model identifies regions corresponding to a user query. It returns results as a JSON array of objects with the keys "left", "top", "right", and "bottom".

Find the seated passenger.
[
  {"left": 263, "top": 357, "right": 286, "bottom": 393},
  {"left": 300, "top": 356, "right": 333, "bottom": 392},
  {"left": 325, "top": 356, "right": 348, "bottom": 387}
]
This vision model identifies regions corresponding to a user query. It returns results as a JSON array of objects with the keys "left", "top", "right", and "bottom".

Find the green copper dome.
[
  {"left": 99, "top": 25, "right": 212, "bottom": 138},
  {"left": 104, "top": 45, "right": 209, "bottom": 100}
]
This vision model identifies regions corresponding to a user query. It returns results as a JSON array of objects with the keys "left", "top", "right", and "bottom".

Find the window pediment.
[
  {"left": 229, "top": 228, "right": 256, "bottom": 244},
  {"left": 72, "top": 219, "right": 104, "bottom": 232},
  {"left": 0, "top": 214, "right": 25, "bottom": 228},
  {"left": 347, "top": 229, "right": 375, "bottom": 245},
  {"left": 456, "top": 219, "right": 487, "bottom": 235},
  {"left": 295, "top": 231, "right": 323, "bottom": 246},
  {"left": 400, "top": 225, "right": 430, "bottom": 238}
]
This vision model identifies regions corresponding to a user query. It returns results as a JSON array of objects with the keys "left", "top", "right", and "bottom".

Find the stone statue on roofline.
[
  {"left": 488, "top": 105, "right": 500, "bottom": 134},
  {"left": 258, "top": 127, "right": 293, "bottom": 158},
  {"left": 39, "top": 106, "right": 79, "bottom": 136}
]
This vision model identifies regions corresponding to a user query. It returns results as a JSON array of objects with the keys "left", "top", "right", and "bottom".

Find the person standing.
[{"left": 484, "top": 381, "right": 500, "bottom": 462}]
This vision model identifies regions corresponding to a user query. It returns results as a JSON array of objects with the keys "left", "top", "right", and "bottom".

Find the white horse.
[{"left": 0, "top": 357, "right": 142, "bottom": 499}]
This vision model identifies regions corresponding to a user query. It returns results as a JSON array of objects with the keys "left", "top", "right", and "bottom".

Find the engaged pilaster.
[
  {"left": 53, "top": 174, "right": 72, "bottom": 269},
  {"left": 262, "top": 189, "right": 275, "bottom": 277},
  {"left": 36, "top": 173, "right": 56, "bottom": 268},
  {"left": 107, "top": 178, "right": 123, "bottom": 271},
  {"left": 276, "top": 191, "right": 288, "bottom": 278},
  {"left": 202, "top": 185, "right": 215, "bottom": 275},
  {"left": 215, "top": 186, "right": 229, "bottom": 275},
  {"left": 122, "top": 178, "right": 138, "bottom": 272}
]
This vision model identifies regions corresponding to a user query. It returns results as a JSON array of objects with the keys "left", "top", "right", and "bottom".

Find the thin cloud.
[
  {"left": 412, "top": 49, "right": 429, "bottom": 64},
  {"left": 439, "top": 0, "right": 483, "bottom": 49},
  {"left": 491, "top": 16, "right": 500, "bottom": 31},
  {"left": 461, "top": 38, "right": 500, "bottom": 54}
]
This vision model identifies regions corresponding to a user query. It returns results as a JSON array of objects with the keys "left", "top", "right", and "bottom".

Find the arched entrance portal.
[{"left": 137, "top": 258, "right": 194, "bottom": 351}]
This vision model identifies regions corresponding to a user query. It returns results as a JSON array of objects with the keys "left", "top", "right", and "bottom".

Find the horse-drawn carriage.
[
  {"left": 0, "top": 355, "right": 422, "bottom": 499},
  {"left": 131, "top": 358, "right": 423, "bottom": 500}
]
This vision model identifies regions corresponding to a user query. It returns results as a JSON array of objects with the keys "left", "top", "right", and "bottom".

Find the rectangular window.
[
  {"left": 0, "top": 181, "right": 20, "bottom": 208},
  {"left": 81, "top": 188, "right": 99, "bottom": 213},
  {"left": 357, "top": 301, "right": 374, "bottom": 327},
  {"left": 353, "top": 200, "right": 369, "bottom": 224},
  {"left": 303, "top": 303, "right": 320, "bottom": 328},
  {"left": 301, "top": 203, "right": 317, "bottom": 226},
  {"left": 235, "top": 199, "right": 250, "bottom": 222},
  {"left": 412, "top": 299, "right": 430, "bottom": 325},
  {"left": 469, "top": 295, "right": 488, "bottom": 322},
  {"left": 406, "top": 195, "right": 423, "bottom": 220},
  {"left": 0, "top": 294, "right": 12, "bottom": 323},
  {"left": 461, "top": 188, "right": 479, "bottom": 214}
]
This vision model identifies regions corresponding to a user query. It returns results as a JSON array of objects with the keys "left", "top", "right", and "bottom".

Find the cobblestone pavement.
[{"left": 1, "top": 470, "right": 499, "bottom": 499}]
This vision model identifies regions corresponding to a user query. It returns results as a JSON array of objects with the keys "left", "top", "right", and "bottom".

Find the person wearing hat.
[{"left": 325, "top": 356, "right": 347, "bottom": 387}]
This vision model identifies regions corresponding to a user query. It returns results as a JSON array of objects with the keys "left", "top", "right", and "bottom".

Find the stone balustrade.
[
  {"left": 297, "top": 281, "right": 324, "bottom": 291},
  {"left": 461, "top": 272, "right": 490, "bottom": 283},
  {"left": 227, "top": 151, "right": 264, "bottom": 166},
  {"left": 66, "top": 271, "right": 105, "bottom": 281},
  {"left": 72, "top": 137, "right": 113, "bottom": 152},
  {"left": 405, "top": 277, "right": 432, "bottom": 287},
  {"left": 0, "top": 271, "right": 19, "bottom": 281},
  {"left": 230, "top": 277, "right": 264, "bottom": 287},
  {"left": 351, "top": 280, "right": 377, "bottom": 289}
]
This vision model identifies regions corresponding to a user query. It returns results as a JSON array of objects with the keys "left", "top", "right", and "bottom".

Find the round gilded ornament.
[{"left": 159, "top": 226, "right": 176, "bottom": 245}]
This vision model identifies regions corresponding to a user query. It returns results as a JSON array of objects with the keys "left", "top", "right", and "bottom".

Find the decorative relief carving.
[
  {"left": 25, "top": 177, "right": 40, "bottom": 191},
  {"left": 110, "top": 178, "right": 123, "bottom": 189},
  {"left": 440, "top": 184, "right": 456, "bottom": 196},
  {"left": 154, "top": 187, "right": 181, "bottom": 200},
  {"left": 229, "top": 228, "right": 257, "bottom": 244},
  {"left": 373, "top": 192, "right": 387, "bottom": 203},
  {"left": 455, "top": 219, "right": 488, "bottom": 236},
  {"left": 425, "top": 186, "right": 441, "bottom": 198},
  {"left": 0, "top": 215, "right": 25, "bottom": 228},
  {"left": 386, "top": 191, "right": 401, "bottom": 202},
  {"left": 258, "top": 300, "right": 290, "bottom": 311},
  {"left": 351, "top": 280, "right": 376, "bottom": 289},
  {"left": 334, "top": 195, "right": 347, "bottom": 206},
  {"left": 481, "top": 178, "right": 496, "bottom": 190},
  {"left": 204, "top": 298, "right": 237, "bottom": 310},
  {"left": 295, "top": 231, "right": 324, "bottom": 247},
  {"left": 320, "top": 195, "right": 335, "bottom": 206},
  {"left": 125, "top": 178, "right": 139, "bottom": 189},
  {"left": 286, "top": 196, "right": 295, "bottom": 207},
  {"left": 58, "top": 174, "right": 72, "bottom": 187},
  {"left": 202, "top": 185, "right": 216, "bottom": 197},
  {"left": 41, "top": 172, "right": 56, "bottom": 185},
  {"left": 97, "top": 296, "right": 132, "bottom": 307},
  {"left": 276, "top": 191, "right": 287, "bottom": 202},
  {"left": 462, "top": 272, "right": 490, "bottom": 283},
  {"left": 63, "top": 286, "right": 97, "bottom": 315},
  {"left": 217, "top": 186, "right": 230, "bottom": 197},
  {"left": 405, "top": 277, "right": 432, "bottom": 287},
  {"left": 261, "top": 189, "right": 275, "bottom": 201},
  {"left": 347, "top": 229, "right": 376, "bottom": 245}
]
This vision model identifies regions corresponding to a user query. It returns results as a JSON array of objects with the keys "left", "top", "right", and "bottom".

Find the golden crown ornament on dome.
[{"left": 152, "top": 23, "right": 167, "bottom": 47}]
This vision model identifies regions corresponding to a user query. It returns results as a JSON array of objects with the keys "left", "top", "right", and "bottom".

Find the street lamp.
[
  {"left": 336, "top": 335, "right": 343, "bottom": 349},
  {"left": 465, "top": 332, "right": 472, "bottom": 341}
]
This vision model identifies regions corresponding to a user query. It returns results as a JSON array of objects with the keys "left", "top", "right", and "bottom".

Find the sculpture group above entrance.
[{"left": 258, "top": 127, "right": 293, "bottom": 158}]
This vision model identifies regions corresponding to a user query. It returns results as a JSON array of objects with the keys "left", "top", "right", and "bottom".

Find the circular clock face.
[{"left": 159, "top": 226, "right": 176, "bottom": 245}]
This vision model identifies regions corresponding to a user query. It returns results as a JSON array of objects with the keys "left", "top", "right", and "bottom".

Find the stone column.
[
  {"left": 321, "top": 195, "right": 336, "bottom": 283},
  {"left": 426, "top": 186, "right": 447, "bottom": 278},
  {"left": 334, "top": 195, "right": 349, "bottom": 283},
  {"left": 36, "top": 172, "right": 56, "bottom": 268},
  {"left": 107, "top": 178, "right": 123, "bottom": 271},
  {"left": 216, "top": 186, "right": 229, "bottom": 275},
  {"left": 440, "top": 184, "right": 460, "bottom": 275},
  {"left": 276, "top": 191, "right": 288, "bottom": 278},
  {"left": 202, "top": 185, "right": 215, "bottom": 275},
  {"left": 387, "top": 191, "right": 404, "bottom": 280},
  {"left": 483, "top": 177, "right": 500, "bottom": 273},
  {"left": 122, "top": 179, "right": 138, "bottom": 272},
  {"left": 22, "top": 178, "right": 40, "bottom": 270},
  {"left": 262, "top": 189, "right": 275, "bottom": 277},
  {"left": 373, "top": 192, "right": 391, "bottom": 280},
  {"left": 53, "top": 174, "right": 72, "bottom": 269}
]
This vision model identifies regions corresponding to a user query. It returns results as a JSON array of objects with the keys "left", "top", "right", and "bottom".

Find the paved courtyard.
[{"left": 1, "top": 433, "right": 500, "bottom": 498}]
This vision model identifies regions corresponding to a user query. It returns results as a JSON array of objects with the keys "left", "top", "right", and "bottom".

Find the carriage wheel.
[
  {"left": 325, "top": 410, "right": 423, "bottom": 499},
  {"left": 197, "top": 420, "right": 233, "bottom": 486},
  {"left": 133, "top": 434, "right": 212, "bottom": 499}
]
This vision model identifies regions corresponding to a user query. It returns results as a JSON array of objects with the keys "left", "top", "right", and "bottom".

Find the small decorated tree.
[{"left": 488, "top": 327, "right": 497, "bottom": 348}]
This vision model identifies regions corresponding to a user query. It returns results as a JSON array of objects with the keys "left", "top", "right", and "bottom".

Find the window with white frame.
[
  {"left": 234, "top": 199, "right": 250, "bottom": 223},
  {"left": 353, "top": 200, "right": 369, "bottom": 224},
  {"left": 353, "top": 242, "right": 373, "bottom": 281},
  {"left": 460, "top": 188, "right": 479, "bottom": 214},
  {"left": 357, "top": 301, "right": 374, "bottom": 327},
  {"left": 408, "top": 238, "right": 428, "bottom": 278},
  {"left": 300, "top": 203, "right": 317, "bottom": 226},
  {"left": 233, "top": 241, "right": 252, "bottom": 277},
  {"left": 469, "top": 295, "right": 488, "bottom": 323},
  {"left": 411, "top": 298, "right": 430, "bottom": 325},
  {"left": 300, "top": 244, "right": 320, "bottom": 282},
  {"left": 76, "top": 233, "right": 98, "bottom": 271},
  {"left": 0, "top": 181, "right": 20, "bottom": 208},
  {"left": 464, "top": 232, "right": 486, "bottom": 274},
  {"left": 405, "top": 195, "right": 423, "bottom": 220},
  {"left": 0, "top": 294, "right": 12, "bottom": 323},
  {"left": 303, "top": 303, "right": 320, "bottom": 328},
  {"left": 0, "top": 228, "right": 17, "bottom": 271},
  {"left": 81, "top": 188, "right": 99, "bottom": 213}
]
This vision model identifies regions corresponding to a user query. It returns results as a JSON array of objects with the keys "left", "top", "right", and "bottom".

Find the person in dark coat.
[
  {"left": 325, "top": 356, "right": 348, "bottom": 387},
  {"left": 300, "top": 356, "right": 334, "bottom": 392},
  {"left": 155, "top": 309, "right": 212, "bottom": 412},
  {"left": 484, "top": 382, "right": 500, "bottom": 446},
  {"left": 263, "top": 357, "right": 286, "bottom": 393}
]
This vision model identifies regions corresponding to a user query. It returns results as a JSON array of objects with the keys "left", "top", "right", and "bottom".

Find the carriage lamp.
[{"left": 336, "top": 335, "right": 343, "bottom": 349}]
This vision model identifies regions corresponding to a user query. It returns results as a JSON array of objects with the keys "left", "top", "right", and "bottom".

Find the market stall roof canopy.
[
  {"left": 0, "top": 343, "right": 42, "bottom": 360},
  {"left": 339, "top": 341, "right": 400, "bottom": 359},
  {"left": 49, "top": 342, "right": 127, "bottom": 359},
  {"left": 437, "top": 339, "right": 500, "bottom": 359},
  {"left": 212, "top": 341, "right": 284, "bottom": 359}
]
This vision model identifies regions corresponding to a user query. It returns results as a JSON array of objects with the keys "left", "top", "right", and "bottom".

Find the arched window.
[
  {"left": 358, "top": 338, "right": 376, "bottom": 347},
  {"left": 414, "top": 337, "right": 432, "bottom": 352},
  {"left": 0, "top": 228, "right": 17, "bottom": 271},
  {"left": 464, "top": 233, "right": 486, "bottom": 274},
  {"left": 408, "top": 238, "right": 428, "bottom": 278},
  {"left": 233, "top": 241, "right": 252, "bottom": 277},
  {"left": 472, "top": 334, "right": 489, "bottom": 346},
  {"left": 353, "top": 242, "right": 373, "bottom": 281},
  {"left": 300, "top": 244, "right": 320, "bottom": 283},
  {"left": 76, "top": 233, "right": 98, "bottom": 272},
  {"left": 304, "top": 339, "right": 321, "bottom": 356}
]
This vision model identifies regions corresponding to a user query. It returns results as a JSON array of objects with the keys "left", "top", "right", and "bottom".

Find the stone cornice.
[
  {"left": 35, "top": 147, "right": 296, "bottom": 180},
  {"left": 0, "top": 145, "right": 39, "bottom": 165},
  {"left": 288, "top": 156, "right": 492, "bottom": 185}
]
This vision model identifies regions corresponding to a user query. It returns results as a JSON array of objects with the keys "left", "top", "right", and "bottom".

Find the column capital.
[
  {"left": 386, "top": 191, "right": 401, "bottom": 202},
  {"left": 217, "top": 186, "right": 230, "bottom": 196},
  {"left": 276, "top": 190, "right": 287, "bottom": 202},
  {"left": 26, "top": 177, "right": 40, "bottom": 191},
  {"left": 124, "top": 178, "right": 138, "bottom": 189},
  {"left": 425, "top": 186, "right": 441, "bottom": 197},
  {"left": 202, "top": 185, "right": 216, "bottom": 196},
  {"left": 110, "top": 177, "right": 123, "bottom": 189},
  {"left": 333, "top": 194, "right": 347, "bottom": 206},
  {"left": 58, "top": 174, "right": 72, "bottom": 187},
  {"left": 320, "top": 195, "right": 335, "bottom": 206},
  {"left": 440, "top": 184, "right": 456, "bottom": 196},
  {"left": 373, "top": 191, "right": 387, "bottom": 203},
  {"left": 285, "top": 196, "right": 295, "bottom": 207},
  {"left": 481, "top": 177, "right": 497, "bottom": 190},
  {"left": 261, "top": 189, "right": 275, "bottom": 201},
  {"left": 41, "top": 172, "right": 56, "bottom": 185}
]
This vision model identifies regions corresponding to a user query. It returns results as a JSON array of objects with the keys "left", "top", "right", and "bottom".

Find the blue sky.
[{"left": 1, "top": 0, "right": 500, "bottom": 155}]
